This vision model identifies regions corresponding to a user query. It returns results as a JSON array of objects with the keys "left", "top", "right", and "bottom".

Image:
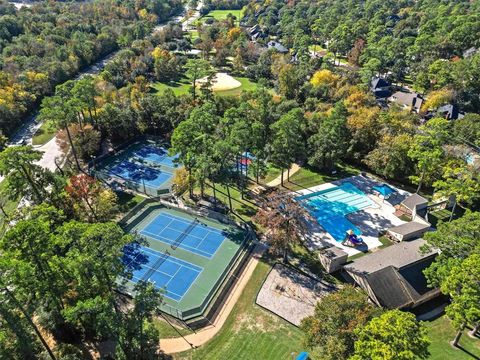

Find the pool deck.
[{"left": 297, "top": 175, "right": 411, "bottom": 256}]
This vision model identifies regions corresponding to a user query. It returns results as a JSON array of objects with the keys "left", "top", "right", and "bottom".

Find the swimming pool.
[{"left": 297, "top": 182, "right": 373, "bottom": 241}]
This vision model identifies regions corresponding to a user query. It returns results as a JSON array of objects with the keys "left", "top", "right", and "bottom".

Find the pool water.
[{"left": 298, "top": 182, "right": 373, "bottom": 241}]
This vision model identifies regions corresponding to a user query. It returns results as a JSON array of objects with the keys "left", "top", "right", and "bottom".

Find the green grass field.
[
  {"left": 201, "top": 9, "right": 245, "bottom": 22},
  {"left": 32, "top": 121, "right": 56, "bottom": 146},
  {"left": 425, "top": 316, "right": 479, "bottom": 359},
  {"left": 283, "top": 163, "right": 361, "bottom": 191},
  {"left": 174, "top": 260, "right": 304, "bottom": 360},
  {"left": 152, "top": 76, "right": 258, "bottom": 97}
]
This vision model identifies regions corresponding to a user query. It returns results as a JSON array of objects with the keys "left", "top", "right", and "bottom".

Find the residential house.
[
  {"left": 389, "top": 91, "right": 424, "bottom": 113},
  {"left": 344, "top": 239, "right": 440, "bottom": 309},
  {"left": 267, "top": 40, "right": 288, "bottom": 54},
  {"left": 370, "top": 77, "right": 391, "bottom": 99}
]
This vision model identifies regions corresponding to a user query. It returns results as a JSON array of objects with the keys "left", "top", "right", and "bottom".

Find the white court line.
[
  {"left": 140, "top": 230, "right": 213, "bottom": 259},
  {"left": 161, "top": 213, "right": 224, "bottom": 235},
  {"left": 140, "top": 246, "right": 204, "bottom": 271}
]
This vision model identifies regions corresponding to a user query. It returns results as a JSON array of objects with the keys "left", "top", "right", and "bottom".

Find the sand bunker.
[{"left": 197, "top": 72, "right": 241, "bottom": 91}]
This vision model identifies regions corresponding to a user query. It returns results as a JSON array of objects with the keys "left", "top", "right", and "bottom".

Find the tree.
[
  {"left": 277, "top": 64, "right": 301, "bottom": 100},
  {"left": 0, "top": 146, "right": 63, "bottom": 205},
  {"left": 408, "top": 118, "right": 450, "bottom": 193},
  {"left": 254, "top": 189, "right": 311, "bottom": 263},
  {"left": 171, "top": 168, "right": 190, "bottom": 196},
  {"left": 170, "top": 102, "right": 220, "bottom": 197},
  {"left": 351, "top": 310, "right": 430, "bottom": 360},
  {"left": 301, "top": 286, "right": 380, "bottom": 360},
  {"left": 115, "top": 282, "right": 164, "bottom": 360},
  {"left": 308, "top": 102, "right": 349, "bottom": 170},
  {"left": 433, "top": 160, "right": 480, "bottom": 221},
  {"left": 423, "top": 211, "right": 480, "bottom": 289},
  {"left": 421, "top": 88, "right": 454, "bottom": 114},
  {"left": 270, "top": 108, "right": 305, "bottom": 185},
  {"left": 440, "top": 254, "right": 480, "bottom": 346},
  {"left": 65, "top": 174, "right": 118, "bottom": 222},
  {"left": 185, "top": 58, "right": 212, "bottom": 102},
  {"left": 452, "top": 113, "right": 480, "bottom": 147},
  {"left": 364, "top": 134, "right": 414, "bottom": 180}
]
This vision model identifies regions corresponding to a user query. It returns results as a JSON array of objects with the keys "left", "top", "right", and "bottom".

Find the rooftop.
[
  {"left": 344, "top": 238, "right": 437, "bottom": 274},
  {"left": 388, "top": 221, "right": 430, "bottom": 236},
  {"left": 401, "top": 193, "right": 428, "bottom": 210}
]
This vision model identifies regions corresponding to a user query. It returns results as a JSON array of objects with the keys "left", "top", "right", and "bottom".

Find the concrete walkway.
[
  {"left": 159, "top": 243, "right": 267, "bottom": 354},
  {"left": 266, "top": 164, "right": 301, "bottom": 187}
]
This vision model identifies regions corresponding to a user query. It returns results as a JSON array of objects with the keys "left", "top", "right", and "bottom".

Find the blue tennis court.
[
  {"left": 124, "top": 245, "right": 202, "bottom": 301},
  {"left": 110, "top": 160, "right": 172, "bottom": 188},
  {"left": 140, "top": 213, "right": 226, "bottom": 258},
  {"left": 297, "top": 182, "right": 374, "bottom": 241},
  {"left": 133, "top": 145, "right": 178, "bottom": 168}
]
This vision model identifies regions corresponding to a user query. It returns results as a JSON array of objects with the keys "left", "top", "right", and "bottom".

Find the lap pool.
[{"left": 297, "top": 182, "right": 374, "bottom": 241}]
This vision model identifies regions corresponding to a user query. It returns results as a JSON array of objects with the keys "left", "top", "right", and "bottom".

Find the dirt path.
[
  {"left": 159, "top": 243, "right": 267, "bottom": 354},
  {"left": 266, "top": 164, "right": 301, "bottom": 187}
]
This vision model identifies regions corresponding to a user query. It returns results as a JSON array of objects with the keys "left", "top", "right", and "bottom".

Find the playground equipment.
[{"left": 342, "top": 229, "right": 364, "bottom": 247}]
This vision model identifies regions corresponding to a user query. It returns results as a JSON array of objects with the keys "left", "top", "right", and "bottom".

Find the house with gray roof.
[
  {"left": 400, "top": 193, "right": 428, "bottom": 214},
  {"left": 387, "top": 221, "right": 431, "bottom": 242},
  {"left": 389, "top": 91, "right": 424, "bottom": 113},
  {"left": 267, "top": 40, "right": 288, "bottom": 54},
  {"left": 437, "top": 104, "right": 464, "bottom": 120},
  {"left": 344, "top": 239, "right": 440, "bottom": 309}
]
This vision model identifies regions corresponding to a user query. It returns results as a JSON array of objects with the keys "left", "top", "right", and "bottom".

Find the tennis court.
[
  {"left": 110, "top": 161, "right": 172, "bottom": 188},
  {"left": 123, "top": 204, "right": 249, "bottom": 319},
  {"left": 124, "top": 245, "right": 202, "bottom": 301},
  {"left": 298, "top": 182, "right": 374, "bottom": 241},
  {"left": 140, "top": 212, "right": 226, "bottom": 258},
  {"left": 92, "top": 140, "right": 180, "bottom": 196}
]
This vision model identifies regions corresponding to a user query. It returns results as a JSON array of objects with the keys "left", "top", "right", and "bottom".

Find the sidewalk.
[
  {"left": 266, "top": 164, "right": 301, "bottom": 187},
  {"left": 159, "top": 243, "right": 267, "bottom": 354}
]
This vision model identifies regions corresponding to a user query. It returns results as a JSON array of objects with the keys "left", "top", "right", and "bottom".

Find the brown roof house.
[{"left": 344, "top": 239, "right": 440, "bottom": 309}]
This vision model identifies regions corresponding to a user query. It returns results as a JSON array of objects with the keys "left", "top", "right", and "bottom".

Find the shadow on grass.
[{"left": 456, "top": 344, "right": 480, "bottom": 360}]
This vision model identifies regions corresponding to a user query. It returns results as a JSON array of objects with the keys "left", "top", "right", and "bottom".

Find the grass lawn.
[
  {"left": 174, "top": 260, "right": 304, "bottom": 360},
  {"left": 116, "top": 192, "right": 145, "bottom": 216},
  {"left": 283, "top": 163, "right": 361, "bottom": 192},
  {"left": 153, "top": 318, "right": 193, "bottom": 339},
  {"left": 152, "top": 76, "right": 258, "bottom": 98},
  {"left": 428, "top": 206, "right": 465, "bottom": 228},
  {"left": 201, "top": 9, "right": 245, "bottom": 22},
  {"left": 425, "top": 316, "right": 480, "bottom": 360},
  {"left": 193, "top": 180, "right": 258, "bottom": 222},
  {"left": 32, "top": 121, "right": 56, "bottom": 146},
  {"left": 188, "top": 29, "right": 199, "bottom": 41}
]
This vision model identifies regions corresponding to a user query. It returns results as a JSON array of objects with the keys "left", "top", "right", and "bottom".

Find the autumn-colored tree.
[
  {"left": 65, "top": 174, "right": 117, "bottom": 222},
  {"left": 254, "top": 189, "right": 311, "bottom": 262}
]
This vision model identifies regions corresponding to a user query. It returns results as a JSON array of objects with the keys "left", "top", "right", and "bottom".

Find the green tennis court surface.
[{"left": 123, "top": 204, "right": 248, "bottom": 319}]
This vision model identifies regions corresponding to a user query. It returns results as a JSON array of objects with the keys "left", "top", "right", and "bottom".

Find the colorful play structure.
[{"left": 342, "top": 229, "right": 364, "bottom": 247}]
